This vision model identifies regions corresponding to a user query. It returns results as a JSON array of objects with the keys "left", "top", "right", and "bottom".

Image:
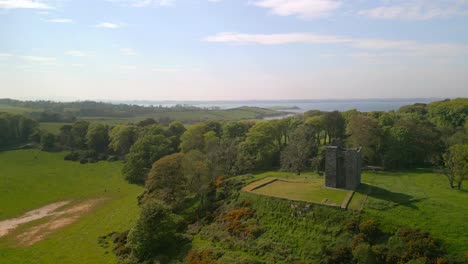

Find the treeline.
[
  {"left": 0, "top": 98, "right": 202, "bottom": 119},
  {"left": 0, "top": 113, "right": 38, "bottom": 147}
]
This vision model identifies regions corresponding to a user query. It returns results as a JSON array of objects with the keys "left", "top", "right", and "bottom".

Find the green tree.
[
  {"left": 167, "top": 121, "right": 186, "bottom": 151},
  {"left": 123, "top": 127, "right": 174, "bottom": 184},
  {"left": 57, "top": 125, "right": 73, "bottom": 148},
  {"left": 144, "top": 153, "right": 186, "bottom": 206},
  {"left": 108, "top": 124, "right": 138, "bottom": 155},
  {"left": 86, "top": 124, "right": 109, "bottom": 153},
  {"left": 280, "top": 125, "right": 317, "bottom": 175},
  {"left": 443, "top": 144, "right": 468, "bottom": 189},
  {"left": 127, "top": 200, "right": 182, "bottom": 261},
  {"left": 236, "top": 121, "right": 278, "bottom": 172},
  {"left": 347, "top": 115, "right": 383, "bottom": 164},
  {"left": 40, "top": 132, "right": 56, "bottom": 151},
  {"left": 323, "top": 111, "right": 346, "bottom": 144},
  {"left": 71, "top": 120, "right": 89, "bottom": 149}
]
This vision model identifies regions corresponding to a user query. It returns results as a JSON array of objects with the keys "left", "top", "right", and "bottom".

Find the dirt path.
[
  {"left": 0, "top": 201, "right": 71, "bottom": 238},
  {"left": 0, "top": 198, "right": 105, "bottom": 246}
]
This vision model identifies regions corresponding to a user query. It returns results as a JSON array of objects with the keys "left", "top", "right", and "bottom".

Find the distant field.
[
  {"left": 1, "top": 104, "right": 282, "bottom": 125},
  {"left": 39, "top": 122, "right": 72, "bottom": 134},
  {"left": 0, "top": 150, "right": 142, "bottom": 264},
  {"left": 0, "top": 104, "right": 35, "bottom": 114}
]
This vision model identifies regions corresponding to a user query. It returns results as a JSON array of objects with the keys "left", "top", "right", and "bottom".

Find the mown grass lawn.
[
  {"left": 0, "top": 149, "right": 143, "bottom": 264},
  {"left": 245, "top": 177, "right": 349, "bottom": 206}
]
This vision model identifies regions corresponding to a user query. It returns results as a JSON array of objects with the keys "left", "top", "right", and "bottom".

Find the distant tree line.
[{"left": 0, "top": 98, "right": 204, "bottom": 120}]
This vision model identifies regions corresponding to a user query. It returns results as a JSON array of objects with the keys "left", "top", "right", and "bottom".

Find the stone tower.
[{"left": 325, "top": 139, "right": 362, "bottom": 190}]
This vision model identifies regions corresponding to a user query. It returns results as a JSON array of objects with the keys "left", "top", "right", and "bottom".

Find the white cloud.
[
  {"left": 95, "top": 22, "right": 120, "bottom": 29},
  {"left": 0, "top": 53, "right": 13, "bottom": 57},
  {"left": 359, "top": 0, "right": 468, "bottom": 20},
  {"left": 46, "top": 18, "right": 73, "bottom": 23},
  {"left": 252, "top": 0, "right": 341, "bottom": 19},
  {"left": 0, "top": 0, "right": 51, "bottom": 9},
  {"left": 120, "top": 48, "right": 137, "bottom": 56},
  {"left": 203, "top": 32, "right": 350, "bottom": 45},
  {"left": 152, "top": 67, "right": 179, "bottom": 72},
  {"left": 106, "top": 0, "right": 175, "bottom": 7},
  {"left": 66, "top": 50, "right": 92, "bottom": 57},
  {"left": 118, "top": 65, "right": 137, "bottom": 70},
  {"left": 203, "top": 32, "right": 468, "bottom": 57},
  {"left": 19, "top": 55, "right": 57, "bottom": 63}
]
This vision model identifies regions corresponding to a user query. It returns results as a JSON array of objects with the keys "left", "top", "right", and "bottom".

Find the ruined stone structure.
[{"left": 325, "top": 139, "right": 362, "bottom": 190}]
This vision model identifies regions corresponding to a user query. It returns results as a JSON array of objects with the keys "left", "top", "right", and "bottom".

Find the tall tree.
[
  {"left": 86, "top": 124, "right": 110, "bottom": 153},
  {"left": 443, "top": 144, "right": 468, "bottom": 189},
  {"left": 144, "top": 153, "right": 186, "bottom": 206},
  {"left": 280, "top": 125, "right": 317, "bottom": 175},
  {"left": 109, "top": 124, "right": 138, "bottom": 155},
  {"left": 323, "top": 111, "right": 346, "bottom": 144},
  {"left": 123, "top": 127, "right": 174, "bottom": 184},
  {"left": 347, "top": 115, "right": 383, "bottom": 164}
]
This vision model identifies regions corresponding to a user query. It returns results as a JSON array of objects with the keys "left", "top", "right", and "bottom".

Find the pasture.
[{"left": 0, "top": 150, "right": 143, "bottom": 264}]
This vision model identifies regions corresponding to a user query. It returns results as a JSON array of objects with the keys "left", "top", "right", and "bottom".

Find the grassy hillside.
[
  {"left": 0, "top": 150, "right": 142, "bottom": 264},
  {"left": 191, "top": 169, "right": 467, "bottom": 262}
]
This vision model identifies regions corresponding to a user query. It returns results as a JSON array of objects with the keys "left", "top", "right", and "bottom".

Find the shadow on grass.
[{"left": 357, "top": 184, "right": 426, "bottom": 210}]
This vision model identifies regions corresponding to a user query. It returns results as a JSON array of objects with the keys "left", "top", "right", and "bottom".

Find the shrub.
[
  {"left": 187, "top": 249, "right": 221, "bottom": 264},
  {"left": 359, "top": 219, "right": 380, "bottom": 243}
]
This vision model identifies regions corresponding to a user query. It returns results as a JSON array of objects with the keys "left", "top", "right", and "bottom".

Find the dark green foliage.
[
  {"left": 71, "top": 120, "right": 89, "bottom": 149},
  {"left": 428, "top": 98, "right": 467, "bottom": 130},
  {"left": 280, "top": 125, "right": 317, "bottom": 175},
  {"left": 86, "top": 123, "right": 110, "bottom": 153},
  {"left": 123, "top": 125, "right": 175, "bottom": 184},
  {"left": 40, "top": 132, "right": 56, "bottom": 151},
  {"left": 0, "top": 112, "right": 38, "bottom": 147},
  {"left": 126, "top": 200, "right": 183, "bottom": 262}
]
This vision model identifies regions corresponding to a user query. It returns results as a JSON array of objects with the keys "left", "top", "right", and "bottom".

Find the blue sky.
[{"left": 0, "top": 0, "right": 467, "bottom": 100}]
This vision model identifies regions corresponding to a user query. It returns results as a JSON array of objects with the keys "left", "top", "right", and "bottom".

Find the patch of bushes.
[{"left": 64, "top": 150, "right": 109, "bottom": 163}]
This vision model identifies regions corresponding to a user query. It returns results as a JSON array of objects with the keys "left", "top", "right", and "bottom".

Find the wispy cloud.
[
  {"left": 203, "top": 32, "right": 350, "bottom": 45},
  {"left": 152, "top": 67, "right": 180, "bottom": 72},
  {"left": 120, "top": 48, "right": 137, "bottom": 56},
  {"left": 0, "top": 53, "right": 14, "bottom": 58},
  {"left": 118, "top": 65, "right": 137, "bottom": 70},
  {"left": 252, "top": 0, "right": 341, "bottom": 19},
  {"left": 358, "top": 0, "right": 468, "bottom": 20},
  {"left": 19, "top": 55, "right": 57, "bottom": 63},
  {"left": 66, "top": 50, "right": 92, "bottom": 57},
  {"left": 0, "top": 0, "right": 51, "bottom": 9},
  {"left": 95, "top": 22, "right": 121, "bottom": 29},
  {"left": 203, "top": 32, "right": 468, "bottom": 57},
  {"left": 46, "top": 18, "right": 73, "bottom": 23},
  {"left": 107, "top": 0, "right": 175, "bottom": 7}
]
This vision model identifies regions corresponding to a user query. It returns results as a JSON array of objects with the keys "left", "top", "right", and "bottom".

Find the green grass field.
[
  {"left": 0, "top": 104, "right": 36, "bottom": 114},
  {"left": 39, "top": 122, "right": 72, "bottom": 134},
  {"left": 244, "top": 177, "right": 350, "bottom": 206},
  {"left": 359, "top": 169, "right": 468, "bottom": 254},
  {"left": 0, "top": 150, "right": 143, "bottom": 264}
]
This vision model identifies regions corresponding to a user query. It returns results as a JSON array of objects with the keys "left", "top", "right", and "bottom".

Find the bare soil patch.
[
  {"left": 0, "top": 201, "right": 70, "bottom": 238},
  {"left": 0, "top": 198, "right": 105, "bottom": 246}
]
